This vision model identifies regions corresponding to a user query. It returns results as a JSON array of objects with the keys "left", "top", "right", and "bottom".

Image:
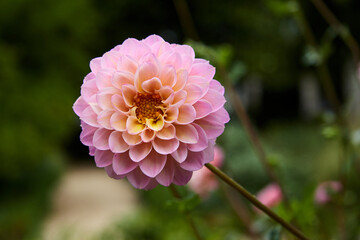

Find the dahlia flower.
[
  {"left": 73, "top": 35, "right": 229, "bottom": 190},
  {"left": 189, "top": 146, "right": 224, "bottom": 198}
]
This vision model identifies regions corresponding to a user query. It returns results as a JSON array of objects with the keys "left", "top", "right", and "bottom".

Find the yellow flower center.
[{"left": 134, "top": 93, "right": 164, "bottom": 124}]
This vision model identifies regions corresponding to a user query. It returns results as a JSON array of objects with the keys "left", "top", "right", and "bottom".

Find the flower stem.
[
  {"left": 169, "top": 185, "right": 204, "bottom": 240},
  {"left": 205, "top": 163, "right": 309, "bottom": 240}
]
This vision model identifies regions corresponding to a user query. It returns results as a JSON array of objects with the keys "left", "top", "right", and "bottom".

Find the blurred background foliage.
[{"left": 1, "top": 0, "right": 360, "bottom": 239}]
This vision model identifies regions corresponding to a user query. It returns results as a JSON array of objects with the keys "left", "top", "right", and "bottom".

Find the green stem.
[
  {"left": 205, "top": 163, "right": 309, "bottom": 240},
  {"left": 169, "top": 185, "right": 204, "bottom": 240}
]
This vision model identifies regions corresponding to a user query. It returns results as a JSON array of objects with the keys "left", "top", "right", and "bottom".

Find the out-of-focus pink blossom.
[
  {"left": 188, "top": 146, "right": 224, "bottom": 198},
  {"left": 255, "top": 183, "right": 282, "bottom": 212},
  {"left": 315, "top": 181, "right": 342, "bottom": 204},
  {"left": 73, "top": 35, "right": 229, "bottom": 190}
]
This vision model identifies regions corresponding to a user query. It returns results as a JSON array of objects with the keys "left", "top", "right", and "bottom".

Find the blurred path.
[{"left": 42, "top": 165, "right": 138, "bottom": 240}]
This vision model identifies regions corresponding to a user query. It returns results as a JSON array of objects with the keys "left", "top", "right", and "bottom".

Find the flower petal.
[
  {"left": 170, "top": 142, "right": 188, "bottom": 163},
  {"left": 94, "top": 149, "right": 113, "bottom": 167},
  {"left": 139, "top": 150, "right": 167, "bottom": 177},
  {"left": 105, "top": 165, "right": 125, "bottom": 180},
  {"left": 126, "top": 116, "right": 145, "bottom": 134},
  {"left": 190, "top": 61, "right": 215, "bottom": 80},
  {"left": 112, "top": 71, "right": 134, "bottom": 90},
  {"left": 171, "top": 90, "right": 187, "bottom": 107},
  {"left": 164, "top": 106, "right": 179, "bottom": 123},
  {"left": 80, "top": 106, "right": 99, "bottom": 127},
  {"left": 113, "top": 152, "right": 138, "bottom": 175},
  {"left": 90, "top": 57, "right": 102, "bottom": 74},
  {"left": 111, "top": 94, "right": 129, "bottom": 113},
  {"left": 141, "top": 129, "right": 156, "bottom": 142},
  {"left": 156, "top": 158, "right": 175, "bottom": 186},
  {"left": 80, "top": 121, "right": 97, "bottom": 146},
  {"left": 129, "top": 142, "right": 152, "bottom": 162},
  {"left": 173, "top": 165, "right": 193, "bottom": 185},
  {"left": 122, "top": 131, "right": 142, "bottom": 145},
  {"left": 176, "top": 104, "right": 196, "bottom": 125},
  {"left": 127, "top": 167, "right": 151, "bottom": 189},
  {"left": 81, "top": 78, "right": 98, "bottom": 102},
  {"left": 175, "top": 124, "right": 199, "bottom": 144},
  {"left": 195, "top": 116, "right": 225, "bottom": 139},
  {"left": 110, "top": 112, "right": 127, "bottom": 131},
  {"left": 95, "top": 70, "right": 113, "bottom": 90},
  {"left": 153, "top": 137, "right": 179, "bottom": 155},
  {"left": 117, "top": 55, "right": 138, "bottom": 74},
  {"left": 146, "top": 115, "right": 164, "bottom": 131},
  {"left": 156, "top": 124, "right": 175, "bottom": 140},
  {"left": 92, "top": 128, "right": 111, "bottom": 150},
  {"left": 210, "top": 79, "right": 225, "bottom": 95},
  {"left": 97, "top": 110, "right": 114, "bottom": 129},
  {"left": 180, "top": 151, "right": 205, "bottom": 171},
  {"left": 73, "top": 97, "right": 88, "bottom": 116},
  {"left": 142, "top": 77, "right": 162, "bottom": 94},
  {"left": 109, "top": 131, "right": 129, "bottom": 153},
  {"left": 184, "top": 84, "right": 203, "bottom": 104},
  {"left": 202, "top": 89, "right": 226, "bottom": 112},
  {"left": 121, "top": 84, "right": 137, "bottom": 107},
  {"left": 134, "top": 62, "right": 159, "bottom": 92},
  {"left": 193, "top": 99, "right": 212, "bottom": 119},
  {"left": 159, "top": 65, "right": 176, "bottom": 87},
  {"left": 172, "top": 69, "right": 188, "bottom": 92},
  {"left": 159, "top": 86, "right": 174, "bottom": 105},
  {"left": 187, "top": 123, "right": 208, "bottom": 152}
]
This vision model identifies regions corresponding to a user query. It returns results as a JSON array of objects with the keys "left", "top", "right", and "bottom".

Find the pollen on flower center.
[{"left": 134, "top": 93, "right": 164, "bottom": 123}]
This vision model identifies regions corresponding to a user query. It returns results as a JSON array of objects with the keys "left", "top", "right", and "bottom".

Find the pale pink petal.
[
  {"left": 193, "top": 100, "right": 212, "bottom": 119},
  {"left": 134, "top": 62, "right": 159, "bottom": 92},
  {"left": 159, "top": 51, "right": 182, "bottom": 69},
  {"left": 112, "top": 71, "right": 134, "bottom": 89},
  {"left": 159, "top": 65, "right": 176, "bottom": 87},
  {"left": 172, "top": 69, "right": 188, "bottom": 91},
  {"left": 111, "top": 94, "right": 129, "bottom": 113},
  {"left": 184, "top": 84, "right": 203, "bottom": 104},
  {"left": 81, "top": 78, "right": 98, "bottom": 102},
  {"left": 175, "top": 124, "right": 199, "bottom": 144},
  {"left": 83, "top": 72, "right": 95, "bottom": 83},
  {"left": 138, "top": 53, "right": 160, "bottom": 68},
  {"left": 210, "top": 79, "right": 225, "bottom": 95},
  {"left": 110, "top": 112, "right": 127, "bottom": 131},
  {"left": 173, "top": 165, "right": 193, "bottom": 185},
  {"left": 146, "top": 115, "right": 164, "bottom": 131},
  {"left": 80, "top": 121, "right": 97, "bottom": 146},
  {"left": 120, "top": 38, "right": 151, "bottom": 61},
  {"left": 190, "top": 61, "right": 215, "bottom": 80},
  {"left": 89, "top": 146, "right": 96, "bottom": 156},
  {"left": 117, "top": 55, "right": 138, "bottom": 74},
  {"left": 173, "top": 45, "right": 195, "bottom": 60},
  {"left": 203, "top": 141, "right": 215, "bottom": 163},
  {"left": 143, "top": 34, "right": 165, "bottom": 48},
  {"left": 188, "top": 75, "right": 211, "bottom": 89},
  {"left": 202, "top": 89, "right": 226, "bottom": 112},
  {"left": 164, "top": 106, "right": 178, "bottom": 123},
  {"left": 210, "top": 107, "right": 230, "bottom": 123},
  {"left": 195, "top": 117, "right": 225, "bottom": 139},
  {"left": 97, "top": 92, "right": 115, "bottom": 110},
  {"left": 109, "top": 131, "right": 129, "bottom": 153},
  {"left": 95, "top": 70, "right": 113, "bottom": 89},
  {"left": 92, "top": 128, "right": 111, "bottom": 150},
  {"left": 187, "top": 123, "right": 208, "bottom": 152},
  {"left": 176, "top": 104, "right": 196, "bottom": 124},
  {"left": 159, "top": 87, "right": 174, "bottom": 105},
  {"left": 142, "top": 77, "right": 162, "bottom": 94},
  {"left": 156, "top": 158, "right": 175, "bottom": 186},
  {"left": 139, "top": 150, "right": 167, "bottom": 177},
  {"left": 141, "top": 129, "right": 156, "bottom": 142},
  {"left": 171, "top": 90, "right": 187, "bottom": 107},
  {"left": 170, "top": 143, "right": 188, "bottom": 163},
  {"left": 89, "top": 102, "right": 102, "bottom": 115},
  {"left": 101, "top": 51, "right": 121, "bottom": 69},
  {"left": 113, "top": 152, "right": 138, "bottom": 175},
  {"left": 121, "top": 84, "right": 137, "bottom": 107},
  {"left": 127, "top": 167, "right": 151, "bottom": 189},
  {"left": 153, "top": 137, "right": 179, "bottom": 155},
  {"left": 90, "top": 57, "right": 101, "bottom": 74},
  {"left": 122, "top": 131, "right": 142, "bottom": 146},
  {"left": 156, "top": 124, "right": 175, "bottom": 140},
  {"left": 143, "top": 179, "right": 159, "bottom": 190},
  {"left": 80, "top": 106, "right": 99, "bottom": 127},
  {"left": 180, "top": 151, "right": 205, "bottom": 171},
  {"left": 129, "top": 142, "right": 152, "bottom": 162},
  {"left": 105, "top": 165, "right": 125, "bottom": 179},
  {"left": 97, "top": 110, "right": 114, "bottom": 129},
  {"left": 73, "top": 97, "right": 88, "bottom": 116},
  {"left": 94, "top": 149, "right": 113, "bottom": 167}
]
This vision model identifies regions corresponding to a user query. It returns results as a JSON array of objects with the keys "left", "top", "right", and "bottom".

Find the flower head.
[
  {"left": 73, "top": 35, "right": 229, "bottom": 190},
  {"left": 189, "top": 146, "right": 224, "bottom": 198},
  {"left": 314, "top": 181, "right": 342, "bottom": 204},
  {"left": 255, "top": 183, "right": 282, "bottom": 213}
]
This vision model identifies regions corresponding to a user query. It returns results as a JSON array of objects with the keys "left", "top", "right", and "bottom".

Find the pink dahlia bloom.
[
  {"left": 188, "top": 146, "right": 224, "bottom": 198},
  {"left": 73, "top": 35, "right": 229, "bottom": 190},
  {"left": 314, "top": 181, "right": 342, "bottom": 204},
  {"left": 254, "top": 183, "right": 282, "bottom": 213}
]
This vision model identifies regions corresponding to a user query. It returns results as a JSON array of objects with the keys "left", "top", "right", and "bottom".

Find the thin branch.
[{"left": 205, "top": 163, "right": 309, "bottom": 240}]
